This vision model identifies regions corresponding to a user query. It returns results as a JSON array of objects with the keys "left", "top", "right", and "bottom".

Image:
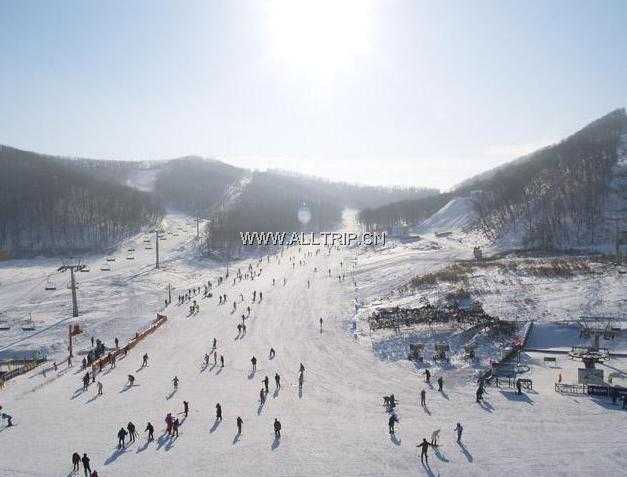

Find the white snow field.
[{"left": 1, "top": 213, "right": 626, "bottom": 477}]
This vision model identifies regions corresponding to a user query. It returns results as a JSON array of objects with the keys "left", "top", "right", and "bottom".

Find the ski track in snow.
[{"left": 0, "top": 212, "right": 626, "bottom": 476}]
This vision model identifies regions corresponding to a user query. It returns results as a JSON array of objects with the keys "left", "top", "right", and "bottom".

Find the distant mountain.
[{"left": 0, "top": 146, "right": 163, "bottom": 257}]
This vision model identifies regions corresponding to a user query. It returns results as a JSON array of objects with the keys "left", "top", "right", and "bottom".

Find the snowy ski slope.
[{"left": 0, "top": 213, "right": 626, "bottom": 476}]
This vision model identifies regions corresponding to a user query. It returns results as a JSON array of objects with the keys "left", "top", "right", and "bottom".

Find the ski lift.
[
  {"left": 128, "top": 248, "right": 135, "bottom": 252},
  {"left": 145, "top": 246, "right": 153, "bottom": 250},
  {"left": 100, "top": 265, "right": 111, "bottom": 271},
  {"left": 106, "top": 257, "right": 116, "bottom": 262},
  {"left": 44, "top": 280, "right": 57, "bottom": 291},
  {"left": 143, "top": 239, "right": 151, "bottom": 243},
  {"left": 80, "top": 266, "right": 90, "bottom": 273},
  {"left": 126, "top": 254, "right": 135, "bottom": 260}
]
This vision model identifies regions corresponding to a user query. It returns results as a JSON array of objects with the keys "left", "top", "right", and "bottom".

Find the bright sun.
[{"left": 265, "top": 0, "right": 373, "bottom": 76}]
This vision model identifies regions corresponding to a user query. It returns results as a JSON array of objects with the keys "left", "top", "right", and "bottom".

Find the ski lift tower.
[{"left": 58, "top": 260, "right": 86, "bottom": 317}]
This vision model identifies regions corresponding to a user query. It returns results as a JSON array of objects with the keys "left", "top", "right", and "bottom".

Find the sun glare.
[{"left": 265, "top": 0, "right": 373, "bottom": 76}]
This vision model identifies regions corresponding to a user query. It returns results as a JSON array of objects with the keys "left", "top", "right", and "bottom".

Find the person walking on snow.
[
  {"left": 81, "top": 454, "right": 91, "bottom": 477},
  {"left": 420, "top": 389, "right": 426, "bottom": 407},
  {"left": 166, "top": 413, "right": 173, "bottom": 435},
  {"left": 117, "top": 427, "right": 127, "bottom": 449},
  {"left": 172, "top": 376, "right": 179, "bottom": 390},
  {"left": 127, "top": 422, "right": 136, "bottom": 442},
  {"left": 263, "top": 376, "right": 269, "bottom": 393},
  {"left": 236, "top": 416, "right": 243, "bottom": 434},
  {"left": 275, "top": 373, "right": 281, "bottom": 389},
  {"left": 269, "top": 348, "right": 275, "bottom": 359},
  {"left": 260, "top": 387, "right": 266, "bottom": 405},
  {"left": 424, "top": 369, "right": 431, "bottom": 384},
  {"left": 274, "top": 418, "right": 282, "bottom": 438},
  {"left": 72, "top": 452, "right": 80, "bottom": 472},
  {"left": 251, "top": 356, "right": 257, "bottom": 372},
  {"left": 145, "top": 422, "right": 154, "bottom": 441},
  {"left": 183, "top": 400, "right": 189, "bottom": 417},
  {"left": 97, "top": 381, "right": 103, "bottom": 396},
  {"left": 220, "top": 355, "right": 224, "bottom": 367},
  {"left": 455, "top": 422, "right": 463, "bottom": 443},
  {"left": 437, "top": 376, "right": 443, "bottom": 392},
  {"left": 172, "top": 418, "right": 180, "bottom": 437},
  {"left": 216, "top": 403, "right": 222, "bottom": 421}
]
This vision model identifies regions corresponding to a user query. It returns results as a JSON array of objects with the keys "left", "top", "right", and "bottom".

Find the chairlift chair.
[{"left": 44, "top": 280, "right": 57, "bottom": 291}]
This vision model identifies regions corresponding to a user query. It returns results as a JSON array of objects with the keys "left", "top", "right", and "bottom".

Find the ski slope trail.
[{"left": 1, "top": 233, "right": 626, "bottom": 476}]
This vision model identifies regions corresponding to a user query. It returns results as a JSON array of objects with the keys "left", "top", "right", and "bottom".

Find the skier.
[
  {"left": 166, "top": 413, "right": 173, "bottom": 435},
  {"left": 299, "top": 363, "right": 305, "bottom": 374},
  {"left": 82, "top": 372, "right": 90, "bottom": 391},
  {"left": 172, "top": 418, "right": 180, "bottom": 437},
  {"left": 81, "top": 454, "right": 91, "bottom": 477},
  {"left": 424, "top": 369, "right": 431, "bottom": 383},
  {"left": 127, "top": 374, "right": 135, "bottom": 387},
  {"left": 263, "top": 375, "right": 269, "bottom": 393},
  {"left": 72, "top": 452, "right": 81, "bottom": 472},
  {"left": 275, "top": 372, "right": 281, "bottom": 389},
  {"left": 142, "top": 353, "right": 149, "bottom": 368},
  {"left": 212, "top": 337, "right": 217, "bottom": 350},
  {"left": 115, "top": 337, "right": 119, "bottom": 349},
  {"left": 269, "top": 348, "right": 276, "bottom": 359},
  {"left": 204, "top": 353, "right": 210, "bottom": 367},
  {"left": 216, "top": 403, "right": 222, "bottom": 421},
  {"left": 97, "top": 381, "right": 103, "bottom": 396},
  {"left": 183, "top": 400, "right": 189, "bottom": 417},
  {"left": 251, "top": 356, "right": 257, "bottom": 372},
  {"left": 260, "top": 387, "right": 266, "bottom": 405},
  {"left": 259, "top": 291, "right": 262, "bottom": 302},
  {"left": 319, "top": 317, "right": 323, "bottom": 330},
  {"left": 145, "top": 422, "right": 154, "bottom": 441},
  {"left": 454, "top": 422, "right": 463, "bottom": 443},
  {"left": 298, "top": 372, "right": 304, "bottom": 389},
  {"left": 117, "top": 427, "right": 128, "bottom": 449},
  {"left": 420, "top": 389, "right": 426, "bottom": 406},
  {"left": 127, "top": 421, "right": 136, "bottom": 442},
  {"left": 417, "top": 438, "right": 433, "bottom": 464},
  {"left": 437, "top": 376, "right": 443, "bottom": 392},
  {"left": 220, "top": 355, "right": 224, "bottom": 367},
  {"left": 274, "top": 418, "right": 282, "bottom": 438},
  {"left": 430, "top": 429, "right": 441, "bottom": 446},
  {"left": 516, "top": 379, "right": 522, "bottom": 395},
  {"left": 388, "top": 413, "right": 399, "bottom": 434},
  {"left": 173, "top": 376, "right": 179, "bottom": 390}
]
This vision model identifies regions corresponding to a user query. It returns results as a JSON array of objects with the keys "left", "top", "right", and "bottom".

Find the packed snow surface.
[
  {"left": 414, "top": 197, "right": 477, "bottom": 234},
  {"left": 0, "top": 212, "right": 626, "bottom": 477}
]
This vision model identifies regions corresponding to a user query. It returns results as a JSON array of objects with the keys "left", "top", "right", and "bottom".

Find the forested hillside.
[
  {"left": 154, "top": 157, "right": 243, "bottom": 214},
  {"left": 0, "top": 146, "right": 163, "bottom": 257},
  {"left": 205, "top": 170, "right": 343, "bottom": 254},
  {"left": 358, "top": 109, "right": 627, "bottom": 250},
  {"left": 459, "top": 108, "right": 627, "bottom": 248},
  {"left": 358, "top": 193, "right": 452, "bottom": 231}
]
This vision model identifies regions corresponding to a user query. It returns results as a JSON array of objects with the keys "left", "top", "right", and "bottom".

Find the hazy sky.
[{"left": 1, "top": 1, "right": 626, "bottom": 190}]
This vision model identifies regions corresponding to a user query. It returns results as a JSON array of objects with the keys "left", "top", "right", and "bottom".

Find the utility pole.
[
  {"left": 151, "top": 229, "right": 161, "bottom": 269},
  {"left": 58, "top": 262, "right": 86, "bottom": 317}
]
